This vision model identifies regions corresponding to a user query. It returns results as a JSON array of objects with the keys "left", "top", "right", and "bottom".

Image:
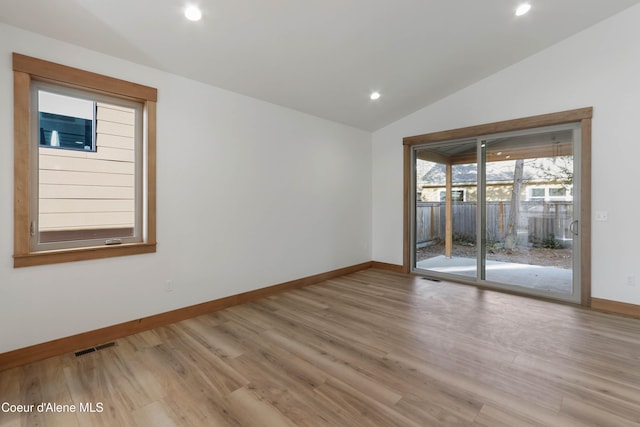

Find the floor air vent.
[
  {"left": 95, "top": 342, "right": 116, "bottom": 351},
  {"left": 74, "top": 348, "right": 96, "bottom": 357},
  {"left": 422, "top": 277, "right": 442, "bottom": 282},
  {"left": 74, "top": 342, "right": 116, "bottom": 357}
]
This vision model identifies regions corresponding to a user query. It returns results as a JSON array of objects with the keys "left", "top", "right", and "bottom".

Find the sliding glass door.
[{"left": 412, "top": 124, "right": 581, "bottom": 303}]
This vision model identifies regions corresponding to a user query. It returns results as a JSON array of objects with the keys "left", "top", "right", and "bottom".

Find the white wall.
[
  {"left": 372, "top": 4, "right": 640, "bottom": 305},
  {"left": 0, "top": 23, "right": 372, "bottom": 353}
]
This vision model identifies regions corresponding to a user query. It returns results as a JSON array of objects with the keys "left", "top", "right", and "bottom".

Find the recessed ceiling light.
[
  {"left": 515, "top": 3, "right": 531, "bottom": 16},
  {"left": 185, "top": 5, "right": 202, "bottom": 21},
  {"left": 370, "top": 91, "right": 381, "bottom": 101}
]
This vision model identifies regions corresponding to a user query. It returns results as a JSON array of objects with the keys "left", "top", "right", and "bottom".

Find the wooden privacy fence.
[{"left": 416, "top": 201, "right": 574, "bottom": 248}]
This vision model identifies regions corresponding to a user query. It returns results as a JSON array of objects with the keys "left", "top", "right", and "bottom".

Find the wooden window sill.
[{"left": 13, "top": 243, "right": 157, "bottom": 268}]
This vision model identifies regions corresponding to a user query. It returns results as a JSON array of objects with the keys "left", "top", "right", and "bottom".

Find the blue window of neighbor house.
[{"left": 38, "top": 90, "right": 96, "bottom": 152}]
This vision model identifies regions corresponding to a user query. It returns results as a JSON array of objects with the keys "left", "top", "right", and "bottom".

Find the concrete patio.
[{"left": 417, "top": 255, "right": 572, "bottom": 294}]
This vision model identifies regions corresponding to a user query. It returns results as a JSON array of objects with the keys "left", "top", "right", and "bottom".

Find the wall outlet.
[
  {"left": 595, "top": 211, "right": 608, "bottom": 221},
  {"left": 626, "top": 276, "right": 636, "bottom": 287},
  {"left": 165, "top": 280, "right": 174, "bottom": 293}
]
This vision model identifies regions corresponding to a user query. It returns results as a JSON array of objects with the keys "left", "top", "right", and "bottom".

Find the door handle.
[{"left": 569, "top": 220, "right": 579, "bottom": 236}]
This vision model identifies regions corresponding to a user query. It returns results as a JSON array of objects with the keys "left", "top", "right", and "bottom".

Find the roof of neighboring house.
[{"left": 420, "top": 158, "right": 572, "bottom": 185}]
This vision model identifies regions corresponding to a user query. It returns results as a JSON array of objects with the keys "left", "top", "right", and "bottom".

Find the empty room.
[{"left": 1, "top": 1, "right": 640, "bottom": 426}]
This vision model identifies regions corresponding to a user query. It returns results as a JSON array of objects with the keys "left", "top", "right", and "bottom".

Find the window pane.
[
  {"left": 38, "top": 91, "right": 95, "bottom": 151},
  {"left": 37, "top": 92, "right": 138, "bottom": 244},
  {"left": 531, "top": 188, "right": 545, "bottom": 198},
  {"left": 549, "top": 187, "right": 567, "bottom": 197},
  {"left": 414, "top": 140, "right": 478, "bottom": 280}
]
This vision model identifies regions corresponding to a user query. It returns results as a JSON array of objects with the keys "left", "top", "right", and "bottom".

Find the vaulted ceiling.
[{"left": 1, "top": 0, "right": 639, "bottom": 131}]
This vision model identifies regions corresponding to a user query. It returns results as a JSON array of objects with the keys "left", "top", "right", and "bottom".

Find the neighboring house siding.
[
  {"left": 38, "top": 102, "right": 135, "bottom": 232},
  {"left": 421, "top": 183, "right": 517, "bottom": 202},
  {"left": 420, "top": 182, "right": 572, "bottom": 203}
]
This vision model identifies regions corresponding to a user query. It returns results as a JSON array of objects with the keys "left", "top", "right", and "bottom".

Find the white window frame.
[{"left": 30, "top": 81, "right": 144, "bottom": 252}]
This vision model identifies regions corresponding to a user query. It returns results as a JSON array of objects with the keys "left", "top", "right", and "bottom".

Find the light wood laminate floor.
[{"left": 2, "top": 269, "right": 640, "bottom": 426}]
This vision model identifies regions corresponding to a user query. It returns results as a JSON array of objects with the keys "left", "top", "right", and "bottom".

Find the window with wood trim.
[{"left": 13, "top": 53, "right": 157, "bottom": 267}]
